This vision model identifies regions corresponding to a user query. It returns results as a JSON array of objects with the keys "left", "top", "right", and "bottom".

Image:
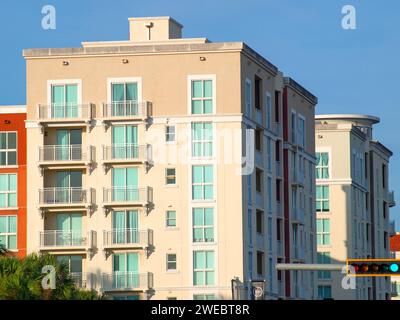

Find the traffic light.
[{"left": 347, "top": 259, "right": 400, "bottom": 276}]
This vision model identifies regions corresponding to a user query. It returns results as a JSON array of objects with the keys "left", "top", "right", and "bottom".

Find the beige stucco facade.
[
  {"left": 24, "top": 16, "right": 317, "bottom": 300},
  {"left": 315, "top": 114, "right": 395, "bottom": 300}
]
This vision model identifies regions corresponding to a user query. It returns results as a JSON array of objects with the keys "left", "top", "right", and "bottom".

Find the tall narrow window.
[
  {"left": 291, "top": 112, "right": 296, "bottom": 144},
  {"left": 256, "top": 169, "right": 263, "bottom": 193},
  {"left": 316, "top": 186, "right": 329, "bottom": 212},
  {"left": 193, "top": 251, "right": 215, "bottom": 286},
  {"left": 316, "top": 152, "right": 329, "bottom": 179},
  {"left": 165, "top": 168, "right": 176, "bottom": 185},
  {"left": 111, "top": 82, "right": 138, "bottom": 117},
  {"left": 0, "top": 174, "right": 17, "bottom": 208},
  {"left": 317, "top": 252, "right": 331, "bottom": 279},
  {"left": 167, "top": 254, "right": 177, "bottom": 271},
  {"left": 166, "top": 211, "right": 177, "bottom": 228},
  {"left": 255, "top": 129, "right": 262, "bottom": 151},
  {"left": 111, "top": 126, "right": 137, "bottom": 159},
  {"left": 274, "top": 91, "right": 280, "bottom": 123},
  {"left": 267, "top": 138, "right": 272, "bottom": 172},
  {"left": 191, "top": 79, "right": 213, "bottom": 114},
  {"left": 245, "top": 79, "right": 252, "bottom": 117},
  {"left": 318, "top": 285, "right": 332, "bottom": 300},
  {"left": 51, "top": 84, "right": 78, "bottom": 118},
  {"left": 192, "top": 165, "right": 213, "bottom": 200},
  {"left": 193, "top": 208, "right": 214, "bottom": 243},
  {"left": 0, "top": 132, "right": 17, "bottom": 166},
  {"left": 256, "top": 210, "right": 264, "bottom": 234},
  {"left": 317, "top": 219, "right": 330, "bottom": 245},
  {"left": 265, "top": 92, "right": 272, "bottom": 129},
  {"left": 0, "top": 215, "right": 17, "bottom": 250},
  {"left": 192, "top": 123, "right": 213, "bottom": 157},
  {"left": 298, "top": 116, "right": 305, "bottom": 147},
  {"left": 256, "top": 251, "right": 264, "bottom": 276},
  {"left": 165, "top": 125, "right": 176, "bottom": 143},
  {"left": 382, "top": 164, "right": 387, "bottom": 189},
  {"left": 254, "top": 76, "right": 262, "bottom": 110}
]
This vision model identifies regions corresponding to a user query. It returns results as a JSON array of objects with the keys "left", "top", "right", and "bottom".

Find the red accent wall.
[{"left": 0, "top": 112, "right": 26, "bottom": 258}]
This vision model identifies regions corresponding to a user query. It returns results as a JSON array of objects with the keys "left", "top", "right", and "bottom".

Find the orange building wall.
[{"left": 0, "top": 112, "right": 26, "bottom": 258}]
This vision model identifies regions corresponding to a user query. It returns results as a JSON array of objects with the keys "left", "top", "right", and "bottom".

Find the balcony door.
[
  {"left": 113, "top": 253, "right": 139, "bottom": 288},
  {"left": 57, "top": 171, "right": 82, "bottom": 203},
  {"left": 56, "top": 129, "right": 82, "bottom": 161},
  {"left": 112, "top": 167, "right": 138, "bottom": 201},
  {"left": 112, "top": 210, "right": 138, "bottom": 244},
  {"left": 51, "top": 84, "right": 78, "bottom": 118},
  {"left": 56, "top": 213, "right": 83, "bottom": 246},
  {"left": 112, "top": 126, "right": 138, "bottom": 159},
  {"left": 111, "top": 82, "right": 138, "bottom": 116},
  {"left": 56, "top": 255, "right": 83, "bottom": 273}
]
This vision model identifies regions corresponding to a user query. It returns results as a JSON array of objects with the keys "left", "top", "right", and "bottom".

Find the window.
[
  {"left": 193, "top": 208, "right": 214, "bottom": 243},
  {"left": 256, "top": 210, "right": 264, "bottom": 234},
  {"left": 317, "top": 252, "right": 331, "bottom": 279},
  {"left": 245, "top": 79, "right": 251, "bottom": 117},
  {"left": 193, "top": 251, "right": 215, "bottom": 286},
  {"left": 317, "top": 219, "right": 330, "bottom": 245},
  {"left": 255, "top": 129, "right": 262, "bottom": 151},
  {"left": 316, "top": 186, "right": 329, "bottom": 212},
  {"left": 248, "top": 209, "right": 252, "bottom": 245},
  {"left": 382, "top": 164, "right": 387, "bottom": 189},
  {"left": 167, "top": 254, "right": 177, "bottom": 271},
  {"left": 318, "top": 285, "right": 332, "bottom": 300},
  {"left": 0, "top": 215, "right": 17, "bottom": 250},
  {"left": 247, "top": 173, "right": 252, "bottom": 204},
  {"left": 291, "top": 111, "right": 296, "bottom": 144},
  {"left": 193, "top": 294, "right": 215, "bottom": 300},
  {"left": 110, "top": 82, "right": 138, "bottom": 117},
  {"left": 254, "top": 76, "right": 262, "bottom": 110},
  {"left": 265, "top": 92, "right": 272, "bottom": 129},
  {"left": 0, "top": 132, "right": 17, "bottom": 166},
  {"left": 192, "top": 165, "right": 213, "bottom": 200},
  {"left": 256, "top": 251, "right": 264, "bottom": 276},
  {"left": 256, "top": 169, "right": 263, "bottom": 193},
  {"left": 166, "top": 211, "right": 176, "bottom": 227},
  {"left": 192, "top": 123, "right": 213, "bottom": 157},
  {"left": 298, "top": 116, "right": 305, "bottom": 147},
  {"left": 51, "top": 84, "right": 79, "bottom": 118},
  {"left": 191, "top": 79, "right": 213, "bottom": 114},
  {"left": 165, "top": 168, "right": 176, "bottom": 185},
  {"left": 267, "top": 138, "right": 272, "bottom": 173},
  {"left": 274, "top": 91, "right": 280, "bottom": 123},
  {"left": 248, "top": 251, "right": 253, "bottom": 279},
  {"left": 316, "top": 153, "right": 329, "bottom": 179},
  {"left": 0, "top": 174, "right": 17, "bottom": 208},
  {"left": 267, "top": 177, "right": 272, "bottom": 212},
  {"left": 165, "top": 125, "right": 176, "bottom": 143}
]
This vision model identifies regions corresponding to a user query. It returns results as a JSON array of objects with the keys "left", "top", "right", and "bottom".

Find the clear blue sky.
[{"left": 1, "top": 0, "right": 399, "bottom": 226}]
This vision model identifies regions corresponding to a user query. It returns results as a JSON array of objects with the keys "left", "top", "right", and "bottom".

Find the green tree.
[{"left": 0, "top": 253, "right": 103, "bottom": 300}]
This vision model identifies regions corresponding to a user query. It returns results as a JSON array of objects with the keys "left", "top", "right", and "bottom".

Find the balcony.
[
  {"left": 292, "top": 246, "right": 305, "bottom": 261},
  {"left": 101, "top": 272, "right": 153, "bottom": 292},
  {"left": 38, "top": 145, "right": 96, "bottom": 173},
  {"left": 38, "top": 187, "right": 96, "bottom": 215},
  {"left": 102, "top": 187, "right": 153, "bottom": 214},
  {"left": 291, "top": 172, "right": 305, "bottom": 188},
  {"left": 37, "top": 103, "right": 95, "bottom": 131},
  {"left": 388, "top": 191, "right": 396, "bottom": 207},
  {"left": 292, "top": 208, "right": 305, "bottom": 225},
  {"left": 70, "top": 272, "right": 95, "bottom": 290},
  {"left": 102, "top": 101, "right": 151, "bottom": 129},
  {"left": 39, "top": 230, "right": 97, "bottom": 253},
  {"left": 102, "top": 144, "right": 152, "bottom": 172},
  {"left": 103, "top": 228, "right": 153, "bottom": 250}
]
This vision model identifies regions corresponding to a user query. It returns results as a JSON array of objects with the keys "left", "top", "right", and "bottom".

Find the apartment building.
[
  {"left": 0, "top": 105, "right": 27, "bottom": 258},
  {"left": 315, "top": 114, "right": 395, "bottom": 300},
  {"left": 24, "top": 16, "right": 317, "bottom": 300}
]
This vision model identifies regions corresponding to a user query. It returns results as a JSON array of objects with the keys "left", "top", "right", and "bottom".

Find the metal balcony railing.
[
  {"left": 102, "top": 144, "right": 151, "bottom": 162},
  {"left": 38, "top": 145, "right": 95, "bottom": 163},
  {"left": 101, "top": 272, "right": 153, "bottom": 291},
  {"left": 70, "top": 272, "right": 95, "bottom": 289},
  {"left": 39, "top": 187, "right": 95, "bottom": 206},
  {"left": 103, "top": 187, "right": 153, "bottom": 204},
  {"left": 39, "top": 230, "right": 96, "bottom": 248},
  {"left": 37, "top": 103, "right": 94, "bottom": 121},
  {"left": 103, "top": 228, "right": 153, "bottom": 248},
  {"left": 102, "top": 101, "right": 150, "bottom": 118}
]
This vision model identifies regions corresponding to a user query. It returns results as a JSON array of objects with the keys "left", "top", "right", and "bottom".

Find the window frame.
[
  {"left": 0, "top": 174, "right": 17, "bottom": 209},
  {"left": 192, "top": 207, "right": 214, "bottom": 243},
  {"left": 165, "top": 125, "right": 176, "bottom": 144},
  {"left": 317, "top": 218, "right": 331, "bottom": 246},
  {"left": 166, "top": 253, "right": 177, "bottom": 271},
  {"left": 166, "top": 210, "right": 177, "bottom": 228},
  {"left": 0, "top": 215, "right": 17, "bottom": 250},
  {"left": 316, "top": 152, "right": 330, "bottom": 180},
  {"left": 188, "top": 75, "right": 216, "bottom": 115},
  {"left": 316, "top": 185, "right": 330, "bottom": 212},
  {"left": 192, "top": 165, "right": 214, "bottom": 201},
  {"left": 165, "top": 168, "right": 177, "bottom": 186},
  {"left": 0, "top": 131, "right": 17, "bottom": 167},
  {"left": 193, "top": 250, "right": 215, "bottom": 286},
  {"left": 191, "top": 122, "right": 214, "bottom": 158}
]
